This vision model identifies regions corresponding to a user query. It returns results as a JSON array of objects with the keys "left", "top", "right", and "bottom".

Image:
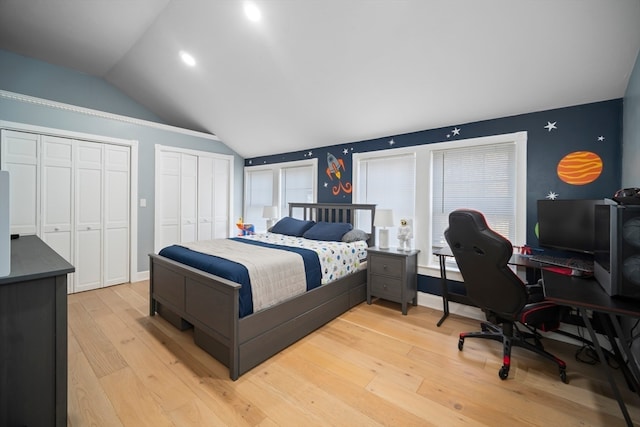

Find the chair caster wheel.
[
  {"left": 458, "top": 338, "right": 464, "bottom": 351},
  {"left": 499, "top": 366, "right": 509, "bottom": 380},
  {"left": 560, "top": 368, "right": 567, "bottom": 383}
]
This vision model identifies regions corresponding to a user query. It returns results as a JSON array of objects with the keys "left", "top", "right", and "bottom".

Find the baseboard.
[{"left": 133, "top": 270, "right": 150, "bottom": 282}]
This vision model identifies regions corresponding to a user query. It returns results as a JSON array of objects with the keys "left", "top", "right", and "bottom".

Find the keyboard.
[{"left": 529, "top": 254, "right": 594, "bottom": 273}]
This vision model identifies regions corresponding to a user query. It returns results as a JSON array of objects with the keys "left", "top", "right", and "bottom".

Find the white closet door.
[
  {"left": 41, "top": 136, "right": 74, "bottom": 291},
  {"left": 104, "top": 145, "right": 130, "bottom": 286},
  {"left": 75, "top": 141, "right": 103, "bottom": 292},
  {"left": 197, "top": 156, "right": 214, "bottom": 241},
  {"left": 213, "top": 157, "right": 230, "bottom": 238},
  {"left": 180, "top": 154, "right": 198, "bottom": 243},
  {"left": 156, "top": 150, "right": 180, "bottom": 251},
  {"left": 0, "top": 130, "right": 40, "bottom": 236}
]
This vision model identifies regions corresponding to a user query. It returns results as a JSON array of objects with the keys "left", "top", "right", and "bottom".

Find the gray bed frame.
[{"left": 149, "top": 202, "right": 376, "bottom": 380}]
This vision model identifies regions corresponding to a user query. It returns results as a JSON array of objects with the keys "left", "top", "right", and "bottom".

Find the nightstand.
[{"left": 367, "top": 247, "right": 419, "bottom": 315}]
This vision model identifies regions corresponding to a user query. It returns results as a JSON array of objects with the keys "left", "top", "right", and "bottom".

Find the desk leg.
[
  {"left": 581, "top": 311, "right": 633, "bottom": 427},
  {"left": 437, "top": 255, "right": 450, "bottom": 327},
  {"left": 607, "top": 314, "right": 640, "bottom": 393}
]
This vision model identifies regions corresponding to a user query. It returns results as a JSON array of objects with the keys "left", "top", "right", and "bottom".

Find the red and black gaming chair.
[{"left": 444, "top": 209, "right": 568, "bottom": 382}]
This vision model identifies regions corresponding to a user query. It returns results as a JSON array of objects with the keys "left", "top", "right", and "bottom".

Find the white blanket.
[{"left": 180, "top": 239, "right": 307, "bottom": 312}]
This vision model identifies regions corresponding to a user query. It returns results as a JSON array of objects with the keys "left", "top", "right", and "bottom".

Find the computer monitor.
[{"left": 536, "top": 199, "right": 602, "bottom": 254}]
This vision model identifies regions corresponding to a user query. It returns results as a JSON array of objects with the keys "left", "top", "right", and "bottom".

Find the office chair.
[{"left": 444, "top": 209, "right": 568, "bottom": 382}]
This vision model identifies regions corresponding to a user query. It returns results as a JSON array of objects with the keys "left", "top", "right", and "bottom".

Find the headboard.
[{"left": 288, "top": 202, "right": 377, "bottom": 247}]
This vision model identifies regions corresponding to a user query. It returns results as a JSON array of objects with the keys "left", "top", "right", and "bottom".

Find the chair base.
[{"left": 458, "top": 321, "right": 567, "bottom": 383}]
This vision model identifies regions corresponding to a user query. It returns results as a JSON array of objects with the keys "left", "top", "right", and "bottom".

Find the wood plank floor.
[{"left": 67, "top": 281, "right": 640, "bottom": 426}]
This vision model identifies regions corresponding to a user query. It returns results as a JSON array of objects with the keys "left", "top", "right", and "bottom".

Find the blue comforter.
[{"left": 158, "top": 238, "right": 322, "bottom": 318}]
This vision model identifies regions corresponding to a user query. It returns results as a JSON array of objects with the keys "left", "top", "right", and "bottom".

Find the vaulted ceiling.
[{"left": 1, "top": 0, "right": 639, "bottom": 158}]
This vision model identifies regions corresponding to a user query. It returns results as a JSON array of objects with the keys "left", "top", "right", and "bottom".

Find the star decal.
[
  {"left": 546, "top": 191, "right": 559, "bottom": 200},
  {"left": 452, "top": 127, "right": 461, "bottom": 136},
  {"left": 389, "top": 139, "right": 395, "bottom": 147},
  {"left": 343, "top": 148, "right": 349, "bottom": 155},
  {"left": 544, "top": 121, "right": 557, "bottom": 132},
  {"left": 597, "top": 136, "right": 605, "bottom": 142},
  {"left": 248, "top": 160, "right": 253, "bottom": 165},
  {"left": 324, "top": 182, "right": 328, "bottom": 188},
  {"left": 303, "top": 151, "right": 313, "bottom": 157}
]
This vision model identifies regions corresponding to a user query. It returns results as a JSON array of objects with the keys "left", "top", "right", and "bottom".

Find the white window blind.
[
  {"left": 245, "top": 169, "right": 273, "bottom": 228},
  {"left": 357, "top": 153, "right": 416, "bottom": 237},
  {"left": 281, "top": 165, "right": 313, "bottom": 214},
  {"left": 431, "top": 142, "right": 516, "bottom": 250}
]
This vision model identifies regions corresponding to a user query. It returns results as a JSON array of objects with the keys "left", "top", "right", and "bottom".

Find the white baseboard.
[{"left": 133, "top": 270, "right": 150, "bottom": 282}]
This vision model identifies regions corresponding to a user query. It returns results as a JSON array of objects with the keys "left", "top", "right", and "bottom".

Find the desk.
[
  {"left": 434, "top": 247, "right": 640, "bottom": 426},
  {"left": 433, "top": 247, "right": 537, "bottom": 326},
  {"left": 542, "top": 270, "right": 640, "bottom": 427}
]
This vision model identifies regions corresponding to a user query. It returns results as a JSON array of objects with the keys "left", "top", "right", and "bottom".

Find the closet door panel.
[
  {"left": 104, "top": 145, "right": 130, "bottom": 285},
  {"left": 75, "top": 142, "right": 103, "bottom": 292},
  {"left": 180, "top": 154, "right": 198, "bottom": 243},
  {"left": 0, "top": 130, "right": 39, "bottom": 235},
  {"left": 157, "top": 151, "right": 180, "bottom": 251},
  {"left": 41, "top": 136, "right": 74, "bottom": 291},
  {"left": 197, "top": 156, "right": 214, "bottom": 241},
  {"left": 213, "top": 158, "right": 231, "bottom": 238}
]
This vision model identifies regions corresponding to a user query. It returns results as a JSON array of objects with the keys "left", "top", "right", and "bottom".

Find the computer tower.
[{"left": 594, "top": 201, "right": 640, "bottom": 298}]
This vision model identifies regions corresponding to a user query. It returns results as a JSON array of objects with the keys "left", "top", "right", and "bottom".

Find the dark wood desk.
[
  {"left": 433, "top": 247, "right": 537, "bottom": 326},
  {"left": 433, "top": 247, "right": 640, "bottom": 426},
  {"left": 542, "top": 270, "right": 640, "bottom": 427}
]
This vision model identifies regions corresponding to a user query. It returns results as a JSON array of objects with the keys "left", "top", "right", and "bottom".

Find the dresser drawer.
[
  {"left": 369, "top": 254, "right": 403, "bottom": 277},
  {"left": 369, "top": 275, "right": 402, "bottom": 301}
]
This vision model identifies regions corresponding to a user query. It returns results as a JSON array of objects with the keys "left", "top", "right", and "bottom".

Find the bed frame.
[{"left": 149, "top": 202, "right": 376, "bottom": 380}]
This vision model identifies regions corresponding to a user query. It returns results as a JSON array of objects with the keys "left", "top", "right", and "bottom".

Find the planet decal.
[{"left": 556, "top": 151, "right": 602, "bottom": 185}]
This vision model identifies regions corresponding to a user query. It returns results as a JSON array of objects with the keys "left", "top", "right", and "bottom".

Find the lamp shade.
[
  {"left": 262, "top": 206, "right": 278, "bottom": 219},
  {"left": 374, "top": 209, "right": 394, "bottom": 228}
]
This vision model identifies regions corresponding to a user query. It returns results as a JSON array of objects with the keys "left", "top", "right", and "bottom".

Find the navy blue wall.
[{"left": 246, "top": 99, "right": 623, "bottom": 295}]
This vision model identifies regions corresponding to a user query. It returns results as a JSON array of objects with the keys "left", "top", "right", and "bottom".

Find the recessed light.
[
  {"left": 179, "top": 50, "right": 196, "bottom": 67},
  {"left": 244, "top": 2, "right": 261, "bottom": 22}
]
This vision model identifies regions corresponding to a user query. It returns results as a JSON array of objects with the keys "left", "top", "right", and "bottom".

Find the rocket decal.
[{"left": 326, "top": 152, "right": 352, "bottom": 196}]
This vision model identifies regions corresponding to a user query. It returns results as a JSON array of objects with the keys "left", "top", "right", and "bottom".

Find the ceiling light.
[
  {"left": 179, "top": 50, "right": 196, "bottom": 67},
  {"left": 244, "top": 2, "right": 261, "bottom": 22}
]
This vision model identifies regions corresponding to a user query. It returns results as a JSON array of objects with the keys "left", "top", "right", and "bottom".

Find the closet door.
[
  {"left": 0, "top": 130, "right": 40, "bottom": 236},
  {"left": 41, "top": 136, "right": 74, "bottom": 291},
  {"left": 104, "top": 145, "right": 130, "bottom": 286},
  {"left": 213, "top": 157, "right": 231, "bottom": 238},
  {"left": 75, "top": 141, "right": 103, "bottom": 292},
  {"left": 197, "top": 156, "right": 214, "bottom": 241},
  {"left": 156, "top": 150, "right": 180, "bottom": 251},
  {"left": 181, "top": 154, "right": 198, "bottom": 243}
]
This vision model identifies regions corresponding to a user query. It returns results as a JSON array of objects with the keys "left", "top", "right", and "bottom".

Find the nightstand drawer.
[
  {"left": 369, "top": 255, "right": 403, "bottom": 277},
  {"left": 369, "top": 275, "right": 402, "bottom": 300}
]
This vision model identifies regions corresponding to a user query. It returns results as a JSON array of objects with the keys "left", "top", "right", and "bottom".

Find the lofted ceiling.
[{"left": 0, "top": 0, "right": 639, "bottom": 159}]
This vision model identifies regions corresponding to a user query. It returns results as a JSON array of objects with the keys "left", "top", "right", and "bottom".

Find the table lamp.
[
  {"left": 374, "top": 209, "right": 394, "bottom": 249},
  {"left": 262, "top": 206, "right": 278, "bottom": 229}
]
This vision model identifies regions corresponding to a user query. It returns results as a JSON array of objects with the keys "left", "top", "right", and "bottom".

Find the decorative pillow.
[
  {"left": 270, "top": 217, "right": 315, "bottom": 237},
  {"left": 341, "top": 228, "right": 370, "bottom": 243},
  {"left": 303, "top": 221, "right": 353, "bottom": 242}
]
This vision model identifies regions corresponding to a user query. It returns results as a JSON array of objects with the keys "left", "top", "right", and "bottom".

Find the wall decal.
[
  {"left": 325, "top": 152, "right": 352, "bottom": 196},
  {"left": 557, "top": 151, "right": 603, "bottom": 185}
]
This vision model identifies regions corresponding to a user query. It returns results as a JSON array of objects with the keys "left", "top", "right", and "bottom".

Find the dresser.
[
  {"left": 0, "top": 235, "right": 74, "bottom": 427},
  {"left": 367, "top": 247, "right": 419, "bottom": 315}
]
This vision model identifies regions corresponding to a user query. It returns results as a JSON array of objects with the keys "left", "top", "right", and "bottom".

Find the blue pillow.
[
  {"left": 270, "top": 217, "right": 315, "bottom": 237},
  {"left": 303, "top": 221, "right": 353, "bottom": 242}
]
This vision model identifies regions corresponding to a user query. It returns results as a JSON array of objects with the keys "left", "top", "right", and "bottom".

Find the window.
[
  {"left": 354, "top": 132, "right": 527, "bottom": 272},
  {"left": 244, "top": 159, "right": 317, "bottom": 230},
  {"left": 353, "top": 152, "right": 416, "bottom": 240}
]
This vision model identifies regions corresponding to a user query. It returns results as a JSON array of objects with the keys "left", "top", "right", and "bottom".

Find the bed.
[{"left": 149, "top": 202, "right": 376, "bottom": 380}]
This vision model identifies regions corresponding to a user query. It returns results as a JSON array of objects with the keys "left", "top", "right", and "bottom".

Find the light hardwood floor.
[{"left": 67, "top": 281, "right": 640, "bottom": 426}]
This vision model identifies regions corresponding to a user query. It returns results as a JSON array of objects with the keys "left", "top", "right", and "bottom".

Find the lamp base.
[{"left": 378, "top": 228, "right": 390, "bottom": 249}]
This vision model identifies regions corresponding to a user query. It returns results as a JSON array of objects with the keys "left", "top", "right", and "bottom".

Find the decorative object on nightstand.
[
  {"left": 397, "top": 218, "right": 413, "bottom": 251},
  {"left": 374, "top": 209, "right": 394, "bottom": 249},
  {"left": 367, "top": 246, "right": 420, "bottom": 315},
  {"left": 262, "top": 205, "right": 278, "bottom": 229}
]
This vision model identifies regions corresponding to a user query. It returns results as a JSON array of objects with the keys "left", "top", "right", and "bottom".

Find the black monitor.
[{"left": 536, "top": 199, "right": 602, "bottom": 254}]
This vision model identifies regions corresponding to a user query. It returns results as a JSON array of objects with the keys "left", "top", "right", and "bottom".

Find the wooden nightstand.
[{"left": 367, "top": 247, "right": 419, "bottom": 315}]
